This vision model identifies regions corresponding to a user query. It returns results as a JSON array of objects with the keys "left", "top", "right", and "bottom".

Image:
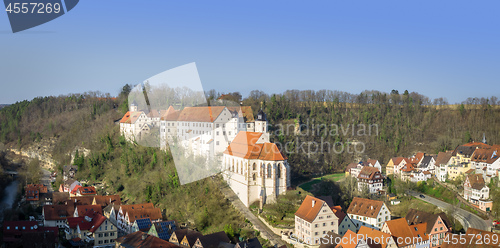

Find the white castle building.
[{"left": 119, "top": 104, "right": 290, "bottom": 207}]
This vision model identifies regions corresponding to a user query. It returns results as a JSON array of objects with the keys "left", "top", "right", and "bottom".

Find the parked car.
[{"left": 493, "top": 220, "right": 500, "bottom": 226}]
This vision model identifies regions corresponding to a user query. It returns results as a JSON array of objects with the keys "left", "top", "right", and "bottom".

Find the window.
[
  {"left": 331, "top": 222, "right": 334, "bottom": 225},
  {"left": 315, "top": 224, "right": 318, "bottom": 228},
  {"left": 323, "top": 223, "right": 326, "bottom": 226},
  {"left": 315, "top": 232, "right": 318, "bottom": 236}
]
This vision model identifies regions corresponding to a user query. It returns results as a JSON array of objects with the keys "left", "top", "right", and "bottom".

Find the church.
[{"left": 222, "top": 129, "right": 291, "bottom": 207}]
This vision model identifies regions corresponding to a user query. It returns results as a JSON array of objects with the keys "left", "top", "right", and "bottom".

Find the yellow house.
[{"left": 448, "top": 142, "right": 489, "bottom": 180}]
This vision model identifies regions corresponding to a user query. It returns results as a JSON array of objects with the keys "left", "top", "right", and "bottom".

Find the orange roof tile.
[
  {"left": 335, "top": 230, "right": 358, "bottom": 248},
  {"left": 120, "top": 111, "right": 144, "bottom": 124},
  {"left": 357, "top": 167, "right": 381, "bottom": 180},
  {"left": 75, "top": 205, "right": 102, "bottom": 217},
  {"left": 435, "top": 151, "right": 453, "bottom": 166},
  {"left": 224, "top": 132, "right": 286, "bottom": 161},
  {"left": 347, "top": 197, "right": 385, "bottom": 218},
  {"left": 160, "top": 106, "right": 180, "bottom": 121},
  {"left": 383, "top": 218, "right": 415, "bottom": 247},
  {"left": 295, "top": 195, "right": 329, "bottom": 223},
  {"left": 127, "top": 208, "right": 162, "bottom": 223},
  {"left": 409, "top": 223, "right": 428, "bottom": 241},
  {"left": 466, "top": 174, "right": 486, "bottom": 190},
  {"left": 357, "top": 226, "right": 394, "bottom": 248},
  {"left": 93, "top": 195, "right": 121, "bottom": 207},
  {"left": 330, "top": 206, "right": 347, "bottom": 222},
  {"left": 177, "top": 106, "right": 226, "bottom": 122}
]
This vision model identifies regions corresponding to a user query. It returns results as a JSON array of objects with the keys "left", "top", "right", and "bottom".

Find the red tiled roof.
[
  {"left": 74, "top": 205, "right": 102, "bottom": 217},
  {"left": 383, "top": 218, "right": 415, "bottom": 247},
  {"left": 435, "top": 151, "right": 453, "bottom": 166},
  {"left": 295, "top": 195, "right": 329, "bottom": 223},
  {"left": 357, "top": 226, "right": 394, "bottom": 248},
  {"left": 345, "top": 163, "right": 358, "bottom": 172},
  {"left": 69, "top": 195, "right": 95, "bottom": 205},
  {"left": 71, "top": 185, "right": 82, "bottom": 195},
  {"left": 357, "top": 167, "right": 381, "bottom": 180},
  {"left": 400, "top": 163, "right": 415, "bottom": 172},
  {"left": 177, "top": 106, "right": 226, "bottom": 122},
  {"left": 66, "top": 210, "right": 107, "bottom": 233},
  {"left": 224, "top": 132, "right": 286, "bottom": 161},
  {"left": 127, "top": 208, "right": 162, "bottom": 223},
  {"left": 347, "top": 197, "right": 384, "bottom": 218},
  {"left": 161, "top": 106, "right": 180, "bottom": 121},
  {"left": 43, "top": 205, "right": 75, "bottom": 221},
  {"left": 330, "top": 206, "right": 347, "bottom": 223},
  {"left": 335, "top": 230, "right": 358, "bottom": 248},
  {"left": 466, "top": 174, "right": 486, "bottom": 190},
  {"left": 77, "top": 186, "right": 97, "bottom": 195},
  {"left": 409, "top": 223, "right": 428, "bottom": 241},
  {"left": 120, "top": 111, "right": 144, "bottom": 124},
  {"left": 93, "top": 195, "right": 121, "bottom": 206}
]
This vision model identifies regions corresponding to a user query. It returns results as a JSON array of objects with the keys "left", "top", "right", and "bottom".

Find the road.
[
  {"left": 408, "top": 191, "right": 490, "bottom": 231},
  {"left": 220, "top": 186, "right": 286, "bottom": 247},
  {"left": 41, "top": 169, "right": 54, "bottom": 193}
]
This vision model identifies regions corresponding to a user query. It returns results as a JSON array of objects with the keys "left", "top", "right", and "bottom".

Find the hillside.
[
  {"left": 0, "top": 92, "right": 250, "bottom": 236},
  {"left": 239, "top": 90, "right": 500, "bottom": 179},
  {"left": 0, "top": 87, "right": 499, "bottom": 233}
]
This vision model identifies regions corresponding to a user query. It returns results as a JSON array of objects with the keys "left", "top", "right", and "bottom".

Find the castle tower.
[
  {"left": 130, "top": 100, "right": 138, "bottom": 112},
  {"left": 255, "top": 109, "right": 268, "bottom": 133}
]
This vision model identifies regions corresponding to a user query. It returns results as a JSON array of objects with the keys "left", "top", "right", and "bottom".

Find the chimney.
[
  {"left": 312, "top": 200, "right": 316, "bottom": 207},
  {"left": 142, "top": 233, "right": 148, "bottom": 240},
  {"left": 370, "top": 205, "right": 373, "bottom": 210}
]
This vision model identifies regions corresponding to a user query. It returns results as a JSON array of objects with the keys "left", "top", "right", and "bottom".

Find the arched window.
[
  {"left": 267, "top": 164, "right": 272, "bottom": 178},
  {"left": 277, "top": 164, "right": 282, "bottom": 178},
  {"left": 253, "top": 173, "right": 256, "bottom": 181},
  {"left": 253, "top": 163, "right": 257, "bottom": 171}
]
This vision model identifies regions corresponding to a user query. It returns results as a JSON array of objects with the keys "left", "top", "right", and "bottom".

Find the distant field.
[{"left": 299, "top": 173, "right": 345, "bottom": 192}]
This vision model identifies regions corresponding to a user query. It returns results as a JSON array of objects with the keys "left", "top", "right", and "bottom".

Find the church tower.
[
  {"left": 130, "top": 100, "right": 138, "bottom": 112},
  {"left": 255, "top": 109, "right": 268, "bottom": 133}
]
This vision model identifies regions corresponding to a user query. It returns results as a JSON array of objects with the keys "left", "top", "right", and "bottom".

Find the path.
[
  {"left": 220, "top": 186, "right": 286, "bottom": 247},
  {"left": 408, "top": 190, "right": 490, "bottom": 231}
]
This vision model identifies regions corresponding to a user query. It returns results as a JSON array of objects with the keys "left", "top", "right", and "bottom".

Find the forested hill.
[
  {"left": 0, "top": 87, "right": 499, "bottom": 232},
  {"left": 1, "top": 88, "right": 499, "bottom": 180},
  {"left": 236, "top": 90, "right": 500, "bottom": 178}
]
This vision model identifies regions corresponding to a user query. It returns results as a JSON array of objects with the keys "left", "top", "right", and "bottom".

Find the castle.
[{"left": 119, "top": 103, "right": 290, "bottom": 207}]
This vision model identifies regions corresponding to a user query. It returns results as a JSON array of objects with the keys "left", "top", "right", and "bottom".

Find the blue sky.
[{"left": 0, "top": 0, "right": 499, "bottom": 104}]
